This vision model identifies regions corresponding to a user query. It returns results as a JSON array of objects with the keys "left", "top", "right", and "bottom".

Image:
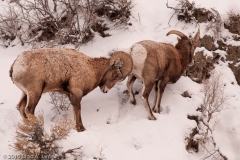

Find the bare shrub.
[
  {"left": 186, "top": 72, "right": 229, "bottom": 160},
  {"left": 166, "top": 0, "right": 217, "bottom": 27},
  {"left": 93, "top": 146, "right": 107, "bottom": 160},
  {"left": 48, "top": 92, "right": 71, "bottom": 115},
  {"left": 166, "top": 0, "right": 197, "bottom": 24},
  {"left": 199, "top": 73, "right": 229, "bottom": 123},
  {"left": 10, "top": 112, "right": 82, "bottom": 159},
  {"left": 206, "top": 8, "right": 223, "bottom": 39},
  {"left": 0, "top": 0, "right": 132, "bottom": 48},
  {"left": 0, "top": 3, "right": 22, "bottom": 47}
]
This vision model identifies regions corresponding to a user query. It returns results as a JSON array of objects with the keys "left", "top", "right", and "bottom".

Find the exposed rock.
[
  {"left": 226, "top": 45, "right": 240, "bottom": 85},
  {"left": 192, "top": 8, "right": 214, "bottom": 23},
  {"left": 199, "top": 35, "right": 216, "bottom": 51},
  {"left": 181, "top": 91, "right": 191, "bottom": 98},
  {"left": 186, "top": 51, "right": 216, "bottom": 83},
  {"left": 224, "top": 15, "right": 240, "bottom": 35},
  {"left": 177, "top": 6, "right": 213, "bottom": 23},
  {"left": 216, "top": 39, "right": 227, "bottom": 51},
  {"left": 185, "top": 126, "right": 199, "bottom": 152},
  {"left": 226, "top": 45, "right": 240, "bottom": 64}
]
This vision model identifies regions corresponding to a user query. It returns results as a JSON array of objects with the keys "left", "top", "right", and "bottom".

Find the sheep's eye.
[
  {"left": 112, "top": 73, "right": 118, "bottom": 80},
  {"left": 189, "top": 40, "right": 192, "bottom": 45}
]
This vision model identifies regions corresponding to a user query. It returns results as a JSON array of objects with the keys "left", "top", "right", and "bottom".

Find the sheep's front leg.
[
  {"left": 153, "top": 80, "right": 167, "bottom": 113},
  {"left": 141, "top": 81, "right": 156, "bottom": 120},
  {"left": 69, "top": 89, "right": 85, "bottom": 132},
  {"left": 127, "top": 74, "right": 137, "bottom": 105}
]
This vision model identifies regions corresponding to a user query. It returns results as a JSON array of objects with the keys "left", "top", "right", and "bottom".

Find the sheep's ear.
[{"left": 193, "top": 28, "right": 200, "bottom": 42}]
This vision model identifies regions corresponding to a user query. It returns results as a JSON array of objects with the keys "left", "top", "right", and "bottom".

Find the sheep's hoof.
[
  {"left": 130, "top": 100, "right": 136, "bottom": 105},
  {"left": 152, "top": 108, "right": 160, "bottom": 114},
  {"left": 76, "top": 126, "right": 86, "bottom": 132},
  {"left": 148, "top": 116, "right": 157, "bottom": 120}
]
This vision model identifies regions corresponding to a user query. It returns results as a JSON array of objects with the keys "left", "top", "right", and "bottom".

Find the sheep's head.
[
  {"left": 100, "top": 51, "right": 133, "bottom": 93},
  {"left": 167, "top": 29, "right": 200, "bottom": 66}
]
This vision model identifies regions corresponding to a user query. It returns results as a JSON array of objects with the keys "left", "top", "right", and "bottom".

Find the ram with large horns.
[
  {"left": 127, "top": 29, "right": 200, "bottom": 120},
  {"left": 10, "top": 48, "right": 133, "bottom": 132}
]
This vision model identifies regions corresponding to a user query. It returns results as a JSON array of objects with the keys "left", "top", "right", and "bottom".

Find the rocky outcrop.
[
  {"left": 186, "top": 35, "right": 240, "bottom": 85},
  {"left": 226, "top": 45, "right": 240, "bottom": 85},
  {"left": 224, "top": 15, "right": 240, "bottom": 35},
  {"left": 185, "top": 51, "right": 216, "bottom": 83}
]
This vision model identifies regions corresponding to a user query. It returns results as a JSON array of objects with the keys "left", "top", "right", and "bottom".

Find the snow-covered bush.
[
  {"left": 186, "top": 72, "right": 229, "bottom": 160},
  {"left": 166, "top": 0, "right": 223, "bottom": 38},
  {"left": 166, "top": 0, "right": 216, "bottom": 24},
  {"left": 0, "top": 0, "right": 132, "bottom": 48},
  {"left": 10, "top": 112, "right": 82, "bottom": 159}
]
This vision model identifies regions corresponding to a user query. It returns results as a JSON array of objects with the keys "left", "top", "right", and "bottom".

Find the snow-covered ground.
[{"left": 0, "top": 0, "right": 240, "bottom": 159}]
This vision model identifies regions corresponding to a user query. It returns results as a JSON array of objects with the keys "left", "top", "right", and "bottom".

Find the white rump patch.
[
  {"left": 12, "top": 54, "right": 27, "bottom": 75},
  {"left": 130, "top": 44, "right": 147, "bottom": 80}
]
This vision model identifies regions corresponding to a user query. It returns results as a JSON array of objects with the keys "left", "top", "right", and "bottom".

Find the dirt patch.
[
  {"left": 199, "top": 35, "right": 216, "bottom": 51},
  {"left": 192, "top": 8, "right": 214, "bottom": 23},
  {"left": 186, "top": 51, "right": 216, "bottom": 83},
  {"left": 226, "top": 45, "right": 240, "bottom": 85}
]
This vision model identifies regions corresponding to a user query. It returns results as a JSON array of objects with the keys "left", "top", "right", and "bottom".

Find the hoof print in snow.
[
  {"left": 106, "top": 115, "right": 113, "bottom": 124},
  {"left": 123, "top": 90, "right": 129, "bottom": 94},
  {"left": 106, "top": 119, "right": 111, "bottom": 124},
  {"left": 162, "top": 106, "right": 170, "bottom": 114},
  {"left": 119, "top": 90, "right": 130, "bottom": 105},
  {"left": 181, "top": 91, "right": 191, "bottom": 98},
  {"left": 134, "top": 91, "right": 139, "bottom": 95}
]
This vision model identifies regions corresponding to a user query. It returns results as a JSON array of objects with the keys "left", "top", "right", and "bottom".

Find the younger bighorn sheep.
[
  {"left": 127, "top": 29, "right": 200, "bottom": 120},
  {"left": 10, "top": 48, "right": 133, "bottom": 132}
]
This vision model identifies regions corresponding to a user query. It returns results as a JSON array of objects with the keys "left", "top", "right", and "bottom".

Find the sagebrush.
[
  {"left": 10, "top": 112, "right": 83, "bottom": 159},
  {"left": 0, "top": 0, "right": 132, "bottom": 48}
]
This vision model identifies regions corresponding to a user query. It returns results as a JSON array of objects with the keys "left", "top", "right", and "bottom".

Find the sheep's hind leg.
[
  {"left": 17, "top": 91, "right": 27, "bottom": 119},
  {"left": 141, "top": 82, "right": 156, "bottom": 120},
  {"left": 127, "top": 74, "right": 137, "bottom": 105},
  {"left": 25, "top": 90, "right": 42, "bottom": 115},
  {"left": 69, "top": 88, "right": 85, "bottom": 132},
  {"left": 153, "top": 80, "right": 167, "bottom": 113},
  {"left": 153, "top": 81, "right": 158, "bottom": 108}
]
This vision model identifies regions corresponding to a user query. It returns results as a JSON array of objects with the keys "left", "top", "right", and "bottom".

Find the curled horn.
[
  {"left": 166, "top": 30, "right": 187, "bottom": 38},
  {"left": 110, "top": 51, "right": 133, "bottom": 79}
]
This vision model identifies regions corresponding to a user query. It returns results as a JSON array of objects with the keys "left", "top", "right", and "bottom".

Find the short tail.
[{"left": 9, "top": 64, "right": 13, "bottom": 79}]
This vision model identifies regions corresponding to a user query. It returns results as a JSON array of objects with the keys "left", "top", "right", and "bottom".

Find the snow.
[{"left": 1, "top": 0, "right": 240, "bottom": 160}]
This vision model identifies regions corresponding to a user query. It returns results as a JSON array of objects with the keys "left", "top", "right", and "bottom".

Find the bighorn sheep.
[
  {"left": 127, "top": 29, "right": 200, "bottom": 120},
  {"left": 10, "top": 48, "right": 133, "bottom": 132}
]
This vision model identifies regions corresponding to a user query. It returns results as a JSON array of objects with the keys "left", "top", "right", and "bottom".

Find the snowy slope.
[{"left": 0, "top": 0, "right": 240, "bottom": 160}]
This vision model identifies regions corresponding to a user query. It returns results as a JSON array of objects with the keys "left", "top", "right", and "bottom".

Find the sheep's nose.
[{"left": 101, "top": 88, "right": 108, "bottom": 93}]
